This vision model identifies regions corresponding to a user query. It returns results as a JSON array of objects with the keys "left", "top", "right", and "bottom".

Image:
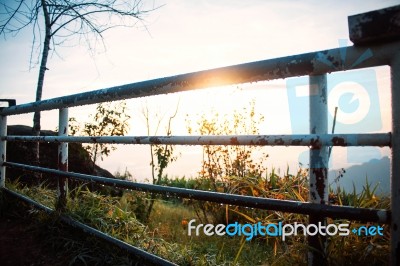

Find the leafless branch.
[{"left": 1, "top": 0, "right": 156, "bottom": 67}]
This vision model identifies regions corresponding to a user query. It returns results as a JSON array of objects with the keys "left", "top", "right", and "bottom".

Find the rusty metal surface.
[
  {"left": 56, "top": 108, "right": 68, "bottom": 211},
  {"left": 308, "top": 74, "right": 328, "bottom": 265},
  {"left": 390, "top": 52, "right": 400, "bottom": 266},
  {"left": 2, "top": 133, "right": 391, "bottom": 147},
  {"left": 349, "top": 5, "right": 400, "bottom": 45},
  {"left": 0, "top": 116, "right": 7, "bottom": 187},
  {"left": 1, "top": 41, "right": 399, "bottom": 117},
  {"left": 3, "top": 161, "right": 390, "bottom": 224},
  {"left": 309, "top": 74, "right": 329, "bottom": 205}
]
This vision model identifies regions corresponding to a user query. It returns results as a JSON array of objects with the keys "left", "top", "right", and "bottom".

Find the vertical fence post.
[
  {"left": 308, "top": 74, "right": 328, "bottom": 265},
  {"left": 390, "top": 52, "right": 400, "bottom": 266},
  {"left": 56, "top": 108, "right": 68, "bottom": 211},
  {"left": 0, "top": 115, "right": 7, "bottom": 188}
]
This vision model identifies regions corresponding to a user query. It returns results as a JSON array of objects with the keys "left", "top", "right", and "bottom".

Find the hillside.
[
  {"left": 328, "top": 156, "right": 390, "bottom": 196},
  {"left": 6, "top": 125, "right": 114, "bottom": 185}
]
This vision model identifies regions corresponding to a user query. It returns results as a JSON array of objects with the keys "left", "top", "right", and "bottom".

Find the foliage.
[
  {"left": 5, "top": 169, "right": 391, "bottom": 265},
  {"left": 186, "top": 99, "right": 269, "bottom": 223},
  {"left": 1, "top": 188, "right": 138, "bottom": 265},
  {"left": 6, "top": 180, "right": 194, "bottom": 264},
  {"left": 142, "top": 101, "right": 180, "bottom": 184},
  {"left": 144, "top": 171, "right": 391, "bottom": 265},
  {"left": 69, "top": 101, "right": 131, "bottom": 172},
  {"left": 187, "top": 99, "right": 268, "bottom": 186},
  {"left": 141, "top": 101, "right": 180, "bottom": 222},
  {"left": 0, "top": 0, "right": 152, "bottom": 66},
  {"left": 0, "top": 0, "right": 153, "bottom": 173},
  {"left": 113, "top": 167, "right": 133, "bottom": 180}
]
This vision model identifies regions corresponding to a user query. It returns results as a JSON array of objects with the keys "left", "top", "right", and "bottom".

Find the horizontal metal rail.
[
  {"left": 4, "top": 161, "right": 390, "bottom": 224},
  {"left": 1, "top": 40, "right": 399, "bottom": 116},
  {"left": 2, "top": 133, "right": 391, "bottom": 147},
  {"left": 2, "top": 187, "right": 177, "bottom": 266},
  {"left": 3, "top": 187, "right": 53, "bottom": 214}
]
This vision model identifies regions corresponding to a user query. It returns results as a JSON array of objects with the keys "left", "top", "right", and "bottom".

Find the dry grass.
[{"left": 4, "top": 171, "right": 390, "bottom": 265}]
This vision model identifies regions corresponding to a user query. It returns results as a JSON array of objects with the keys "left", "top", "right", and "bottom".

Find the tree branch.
[{"left": 0, "top": 0, "right": 25, "bottom": 35}]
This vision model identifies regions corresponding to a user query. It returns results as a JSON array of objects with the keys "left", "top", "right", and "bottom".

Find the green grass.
[
  {"left": 147, "top": 200, "right": 273, "bottom": 265},
  {"left": 3, "top": 174, "right": 390, "bottom": 266}
]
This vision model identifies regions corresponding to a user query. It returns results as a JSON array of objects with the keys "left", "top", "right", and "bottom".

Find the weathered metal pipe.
[
  {"left": 2, "top": 133, "right": 391, "bottom": 147},
  {"left": 0, "top": 41, "right": 399, "bottom": 117},
  {"left": 308, "top": 74, "right": 328, "bottom": 266},
  {"left": 390, "top": 51, "right": 400, "bottom": 266},
  {"left": 348, "top": 5, "right": 400, "bottom": 45},
  {"left": 56, "top": 108, "right": 68, "bottom": 211},
  {"left": 3, "top": 161, "right": 390, "bottom": 224},
  {"left": 309, "top": 74, "right": 329, "bottom": 204},
  {"left": 0, "top": 115, "right": 6, "bottom": 188},
  {"left": 2, "top": 188, "right": 176, "bottom": 266},
  {"left": 3, "top": 187, "right": 53, "bottom": 213},
  {"left": 58, "top": 216, "right": 177, "bottom": 266}
]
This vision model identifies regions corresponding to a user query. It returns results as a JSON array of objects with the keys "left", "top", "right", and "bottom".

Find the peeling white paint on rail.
[
  {"left": 0, "top": 115, "right": 7, "bottom": 187},
  {"left": 2, "top": 133, "right": 391, "bottom": 147},
  {"left": 0, "top": 41, "right": 399, "bottom": 116},
  {"left": 56, "top": 108, "right": 68, "bottom": 210}
]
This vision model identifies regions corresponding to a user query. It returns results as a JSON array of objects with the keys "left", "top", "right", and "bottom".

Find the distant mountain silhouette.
[{"left": 328, "top": 156, "right": 390, "bottom": 196}]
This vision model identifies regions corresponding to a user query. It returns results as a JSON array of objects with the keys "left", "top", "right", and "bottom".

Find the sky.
[{"left": 0, "top": 0, "right": 399, "bottom": 181}]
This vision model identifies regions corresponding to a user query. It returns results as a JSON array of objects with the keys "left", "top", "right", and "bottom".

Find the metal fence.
[{"left": 1, "top": 6, "right": 399, "bottom": 266}]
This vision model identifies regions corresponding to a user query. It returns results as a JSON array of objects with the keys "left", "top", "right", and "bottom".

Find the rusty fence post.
[
  {"left": 308, "top": 74, "right": 328, "bottom": 265},
  {"left": 390, "top": 52, "right": 400, "bottom": 266},
  {"left": 56, "top": 108, "right": 68, "bottom": 211},
  {"left": 0, "top": 115, "right": 7, "bottom": 188}
]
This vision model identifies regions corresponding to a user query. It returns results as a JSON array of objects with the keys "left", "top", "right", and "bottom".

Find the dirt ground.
[
  {"left": 0, "top": 202, "right": 147, "bottom": 266},
  {"left": 0, "top": 215, "right": 64, "bottom": 266}
]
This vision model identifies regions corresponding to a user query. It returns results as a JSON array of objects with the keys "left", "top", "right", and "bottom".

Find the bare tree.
[
  {"left": 0, "top": 0, "right": 154, "bottom": 170},
  {"left": 141, "top": 100, "right": 180, "bottom": 222}
]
